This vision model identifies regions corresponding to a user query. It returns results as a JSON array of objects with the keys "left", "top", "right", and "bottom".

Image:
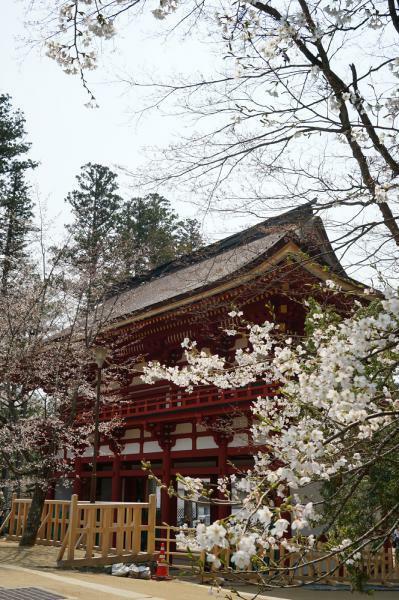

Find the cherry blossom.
[{"left": 144, "top": 289, "right": 399, "bottom": 580}]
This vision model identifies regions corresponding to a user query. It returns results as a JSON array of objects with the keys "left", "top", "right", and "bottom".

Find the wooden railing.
[
  {"left": 57, "top": 494, "right": 156, "bottom": 567},
  {"left": 155, "top": 523, "right": 201, "bottom": 569},
  {"left": 153, "top": 524, "right": 399, "bottom": 585},
  {"left": 3, "top": 499, "right": 398, "bottom": 583},
  {"left": 2, "top": 494, "right": 73, "bottom": 546},
  {"left": 99, "top": 381, "right": 275, "bottom": 421},
  {"left": 203, "top": 543, "right": 399, "bottom": 585},
  {"left": 1, "top": 494, "right": 157, "bottom": 568}
]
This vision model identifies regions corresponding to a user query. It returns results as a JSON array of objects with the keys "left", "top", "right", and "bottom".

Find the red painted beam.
[{"left": 95, "top": 382, "right": 276, "bottom": 423}]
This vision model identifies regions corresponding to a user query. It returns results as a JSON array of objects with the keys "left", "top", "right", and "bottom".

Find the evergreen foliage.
[
  {"left": 175, "top": 217, "right": 203, "bottom": 257},
  {"left": 0, "top": 94, "right": 31, "bottom": 174},
  {"left": 66, "top": 162, "right": 122, "bottom": 275},
  {"left": 66, "top": 169, "right": 203, "bottom": 285},
  {"left": 116, "top": 193, "right": 203, "bottom": 278},
  {"left": 0, "top": 95, "right": 36, "bottom": 289}
]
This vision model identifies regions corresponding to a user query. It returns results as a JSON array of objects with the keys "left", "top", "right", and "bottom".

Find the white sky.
[
  {"left": 2, "top": 1, "right": 245, "bottom": 244},
  {"left": 0, "top": 3, "right": 384, "bottom": 286}
]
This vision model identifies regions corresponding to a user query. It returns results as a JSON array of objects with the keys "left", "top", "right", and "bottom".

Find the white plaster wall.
[
  {"left": 82, "top": 446, "right": 93, "bottom": 457},
  {"left": 122, "top": 442, "right": 140, "bottom": 455},
  {"left": 196, "top": 423, "right": 208, "bottom": 433},
  {"left": 143, "top": 441, "right": 162, "bottom": 453},
  {"left": 196, "top": 436, "right": 218, "bottom": 450},
  {"left": 174, "top": 423, "right": 192, "bottom": 434},
  {"left": 124, "top": 428, "right": 141, "bottom": 439},
  {"left": 297, "top": 481, "right": 324, "bottom": 536},
  {"left": 173, "top": 437, "right": 193, "bottom": 451},
  {"left": 233, "top": 416, "right": 248, "bottom": 429},
  {"left": 253, "top": 433, "right": 267, "bottom": 445},
  {"left": 228, "top": 433, "right": 248, "bottom": 448},
  {"left": 99, "top": 445, "right": 112, "bottom": 456}
]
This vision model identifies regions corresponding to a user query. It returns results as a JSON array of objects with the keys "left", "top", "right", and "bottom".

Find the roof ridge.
[{"left": 106, "top": 203, "right": 315, "bottom": 298}]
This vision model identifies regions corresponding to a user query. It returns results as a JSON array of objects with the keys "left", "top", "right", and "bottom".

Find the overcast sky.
[
  {"left": 1, "top": 2, "right": 382, "bottom": 286},
  {"left": 2, "top": 1, "right": 243, "bottom": 244}
]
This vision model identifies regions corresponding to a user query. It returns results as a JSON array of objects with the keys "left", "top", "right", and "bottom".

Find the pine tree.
[
  {"left": 116, "top": 194, "right": 203, "bottom": 278},
  {"left": 0, "top": 95, "right": 36, "bottom": 526},
  {"left": 0, "top": 95, "right": 36, "bottom": 290},
  {"left": 0, "top": 95, "right": 31, "bottom": 174},
  {"left": 0, "top": 163, "right": 34, "bottom": 290},
  {"left": 176, "top": 217, "right": 203, "bottom": 256},
  {"left": 66, "top": 163, "right": 122, "bottom": 277}
]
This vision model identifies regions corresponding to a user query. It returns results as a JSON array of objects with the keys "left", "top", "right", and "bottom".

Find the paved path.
[{"left": 1, "top": 541, "right": 398, "bottom": 600}]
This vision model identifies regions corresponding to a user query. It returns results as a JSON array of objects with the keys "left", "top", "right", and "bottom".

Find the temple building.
[{"left": 66, "top": 204, "right": 363, "bottom": 527}]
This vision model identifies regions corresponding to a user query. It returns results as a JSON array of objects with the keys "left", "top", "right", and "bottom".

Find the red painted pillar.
[
  {"left": 46, "top": 483, "right": 55, "bottom": 500},
  {"left": 73, "top": 458, "right": 83, "bottom": 499},
  {"left": 160, "top": 437, "right": 174, "bottom": 525},
  {"left": 111, "top": 453, "right": 122, "bottom": 501},
  {"left": 216, "top": 434, "right": 233, "bottom": 521}
]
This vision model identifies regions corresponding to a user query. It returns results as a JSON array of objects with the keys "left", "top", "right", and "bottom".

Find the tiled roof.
[
  {"left": 105, "top": 230, "right": 286, "bottom": 319},
  {"left": 103, "top": 203, "right": 347, "bottom": 322},
  {"left": 102, "top": 204, "right": 345, "bottom": 319}
]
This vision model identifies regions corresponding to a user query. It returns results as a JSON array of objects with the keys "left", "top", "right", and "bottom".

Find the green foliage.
[
  {"left": 65, "top": 169, "right": 204, "bottom": 287},
  {"left": 0, "top": 95, "right": 32, "bottom": 174},
  {"left": 116, "top": 193, "right": 178, "bottom": 277},
  {"left": 0, "top": 95, "right": 36, "bottom": 288},
  {"left": 175, "top": 217, "right": 203, "bottom": 256},
  {"left": 323, "top": 453, "right": 399, "bottom": 541},
  {"left": 66, "top": 162, "right": 122, "bottom": 275},
  {"left": 115, "top": 194, "right": 203, "bottom": 278}
]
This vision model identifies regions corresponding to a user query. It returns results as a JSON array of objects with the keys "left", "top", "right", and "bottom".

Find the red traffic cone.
[{"left": 153, "top": 542, "right": 171, "bottom": 580}]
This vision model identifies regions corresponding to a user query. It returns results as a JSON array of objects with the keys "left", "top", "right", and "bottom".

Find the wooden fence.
[
  {"left": 1, "top": 494, "right": 73, "bottom": 546},
  {"left": 202, "top": 542, "right": 399, "bottom": 585},
  {"left": 155, "top": 523, "right": 201, "bottom": 569},
  {"left": 154, "top": 524, "right": 399, "bottom": 585},
  {"left": 0, "top": 494, "right": 157, "bottom": 568},
  {"left": 2, "top": 498, "right": 399, "bottom": 583}
]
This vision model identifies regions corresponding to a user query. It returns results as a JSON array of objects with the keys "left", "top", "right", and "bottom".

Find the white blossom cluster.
[
  {"left": 45, "top": 0, "right": 124, "bottom": 76},
  {"left": 143, "top": 291, "right": 399, "bottom": 572},
  {"left": 0, "top": 413, "right": 122, "bottom": 490}
]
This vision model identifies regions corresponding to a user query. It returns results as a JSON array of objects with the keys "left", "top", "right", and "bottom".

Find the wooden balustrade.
[
  {"left": 3, "top": 494, "right": 74, "bottom": 546},
  {"left": 98, "top": 381, "right": 275, "bottom": 421},
  {"left": 1, "top": 494, "right": 157, "bottom": 568},
  {"left": 154, "top": 523, "right": 399, "bottom": 585},
  {"left": 203, "top": 542, "right": 399, "bottom": 585},
  {"left": 57, "top": 494, "right": 156, "bottom": 567},
  {"left": 2, "top": 498, "right": 399, "bottom": 582}
]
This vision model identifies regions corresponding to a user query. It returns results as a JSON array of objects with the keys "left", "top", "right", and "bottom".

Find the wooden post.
[
  {"left": 147, "top": 494, "right": 156, "bottom": 554},
  {"left": 101, "top": 507, "right": 113, "bottom": 558},
  {"left": 116, "top": 506, "right": 124, "bottom": 555},
  {"left": 73, "top": 459, "right": 82, "bottom": 497},
  {"left": 85, "top": 507, "right": 96, "bottom": 560},
  {"left": 111, "top": 454, "right": 121, "bottom": 501},
  {"left": 132, "top": 507, "right": 142, "bottom": 554},
  {"left": 67, "top": 494, "right": 78, "bottom": 562},
  {"left": 166, "top": 524, "right": 171, "bottom": 563},
  {"left": 160, "top": 442, "right": 172, "bottom": 525},
  {"left": 8, "top": 493, "right": 17, "bottom": 537},
  {"left": 218, "top": 440, "right": 231, "bottom": 521}
]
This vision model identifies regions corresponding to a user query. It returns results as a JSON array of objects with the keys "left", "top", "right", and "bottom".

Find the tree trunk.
[{"left": 19, "top": 483, "right": 47, "bottom": 547}]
